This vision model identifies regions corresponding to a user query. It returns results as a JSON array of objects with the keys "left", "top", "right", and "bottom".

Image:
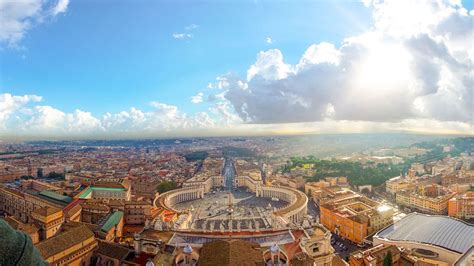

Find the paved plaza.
[{"left": 174, "top": 188, "right": 289, "bottom": 231}]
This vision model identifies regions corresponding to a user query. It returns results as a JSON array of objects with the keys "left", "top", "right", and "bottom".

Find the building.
[
  {"left": 93, "top": 240, "right": 135, "bottom": 266},
  {"left": 350, "top": 244, "right": 450, "bottom": 266},
  {"left": 36, "top": 223, "right": 98, "bottom": 266},
  {"left": 130, "top": 177, "right": 159, "bottom": 201},
  {"left": 0, "top": 184, "right": 71, "bottom": 224},
  {"left": 96, "top": 211, "right": 124, "bottom": 241},
  {"left": 124, "top": 201, "right": 153, "bottom": 225},
  {"left": 4, "top": 216, "right": 40, "bottom": 244},
  {"left": 448, "top": 191, "right": 474, "bottom": 220},
  {"left": 395, "top": 184, "right": 456, "bottom": 215},
  {"left": 385, "top": 176, "right": 416, "bottom": 195},
  {"left": 80, "top": 201, "right": 110, "bottom": 224},
  {"left": 320, "top": 189, "right": 393, "bottom": 243},
  {"left": 373, "top": 213, "right": 474, "bottom": 265},
  {"left": 78, "top": 178, "right": 132, "bottom": 201},
  {"left": 31, "top": 206, "right": 64, "bottom": 241}
]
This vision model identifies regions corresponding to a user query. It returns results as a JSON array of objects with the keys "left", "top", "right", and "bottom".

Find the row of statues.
[{"left": 199, "top": 218, "right": 263, "bottom": 232}]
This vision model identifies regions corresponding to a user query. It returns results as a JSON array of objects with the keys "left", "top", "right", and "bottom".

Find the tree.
[
  {"left": 383, "top": 251, "right": 393, "bottom": 266},
  {"left": 156, "top": 180, "right": 177, "bottom": 194}
]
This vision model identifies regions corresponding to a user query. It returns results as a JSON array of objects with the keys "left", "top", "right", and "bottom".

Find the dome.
[
  {"left": 270, "top": 243, "right": 280, "bottom": 253},
  {"left": 183, "top": 244, "right": 193, "bottom": 254}
]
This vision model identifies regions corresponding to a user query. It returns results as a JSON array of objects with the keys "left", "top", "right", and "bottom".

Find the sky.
[{"left": 0, "top": 0, "right": 473, "bottom": 140}]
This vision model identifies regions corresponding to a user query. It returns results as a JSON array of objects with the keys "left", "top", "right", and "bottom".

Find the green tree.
[
  {"left": 383, "top": 251, "right": 393, "bottom": 266},
  {"left": 156, "top": 180, "right": 177, "bottom": 194}
]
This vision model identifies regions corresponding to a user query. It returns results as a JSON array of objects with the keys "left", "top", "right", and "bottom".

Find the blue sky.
[
  {"left": 1, "top": 1, "right": 371, "bottom": 114},
  {"left": 0, "top": 0, "right": 472, "bottom": 139}
]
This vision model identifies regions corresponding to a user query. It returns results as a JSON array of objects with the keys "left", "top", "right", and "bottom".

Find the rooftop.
[
  {"left": 38, "top": 190, "right": 72, "bottom": 204},
  {"left": 96, "top": 240, "right": 132, "bottom": 260},
  {"left": 100, "top": 211, "right": 124, "bottom": 232},
  {"left": 32, "top": 206, "right": 62, "bottom": 217},
  {"left": 36, "top": 224, "right": 95, "bottom": 259},
  {"left": 375, "top": 213, "right": 474, "bottom": 254},
  {"left": 198, "top": 239, "right": 264, "bottom": 266}
]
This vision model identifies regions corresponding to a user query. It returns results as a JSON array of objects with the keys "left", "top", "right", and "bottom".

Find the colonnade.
[{"left": 256, "top": 185, "right": 308, "bottom": 225}]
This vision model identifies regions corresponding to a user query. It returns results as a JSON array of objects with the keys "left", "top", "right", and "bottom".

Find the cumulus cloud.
[
  {"left": 0, "top": 0, "right": 70, "bottom": 47},
  {"left": 0, "top": 93, "right": 229, "bottom": 138},
  {"left": 220, "top": 0, "right": 473, "bottom": 125},
  {"left": 0, "top": 93, "right": 42, "bottom": 127},
  {"left": 266, "top": 37, "right": 273, "bottom": 44},
  {"left": 191, "top": 92, "right": 204, "bottom": 104}
]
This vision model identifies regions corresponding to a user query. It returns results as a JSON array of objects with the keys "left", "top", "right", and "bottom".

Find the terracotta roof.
[
  {"left": 5, "top": 216, "right": 39, "bottom": 234},
  {"left": 81, "top": 202, "right": 110, "bottom": 211},
  {"left": 198, "top": 239, "right": 265, "bottom": 266},
  {"left": 32, "top": 206, "right": 62, "bottom": 217},
  {"left": 36, "top": 224, "right": 95, "bottom": 259},
  {"left": 65, "top": 204, "right": 82, "bottom": 217},
  {"left": 96, "top": 240, "right": 131, "bottom": 260}
]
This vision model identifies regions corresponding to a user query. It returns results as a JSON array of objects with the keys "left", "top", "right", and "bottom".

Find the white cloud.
[
  {"left": 266, "top": 37, "right": 273, "bottom": 44},
  {"left": 191, "top": 92, "right": 204, "bottom": 104},
  {"left": 52, "top": 0, "right": 69, "bottom": 16},
  {"left": 246, "top": 49, "right": 294, "bottom": 81},
  {"left": 0, "top": 92, "right": 471, "bottom": 139},
  {"left": 0, "top": 0, "right": 70, "bottom": 47},
  {"left": 172, "top": 33, "right": 192, "bottom": 40},
  {"left": 221, "top": 0, "right": 473, "bottom": 125},
  {"left": 0, "top": 93, "right": 42, "bottom": 127},
  {"left": 173, "top": 23, "right": 199, "bottom": 40}
]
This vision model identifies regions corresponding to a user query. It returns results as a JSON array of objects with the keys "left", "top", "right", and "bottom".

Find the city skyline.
[{"left": 1, "top": 0, "right": 473, "bottom": 140}]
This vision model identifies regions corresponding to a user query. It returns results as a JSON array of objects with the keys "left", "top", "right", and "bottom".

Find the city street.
[{"left": 331, "top": 233, "right": 362, "bottom": 260}]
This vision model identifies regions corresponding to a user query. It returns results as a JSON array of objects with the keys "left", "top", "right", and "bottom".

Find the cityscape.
[{"left": 1, "top": 0, "right": 473, "bottom": 266}]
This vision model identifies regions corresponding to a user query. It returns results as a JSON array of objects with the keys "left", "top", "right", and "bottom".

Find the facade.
[
  {"left": 31, "top": 206, "right": 64, "bottom": 240},
  {"left": 395, "top": 184, "right": 456, "bottom": 215},
  {"left": 0, "top": 184, "right": 70, "bottom": 224},
  {"left": 385, "top": 176, "right": 416, "bottom": 195},
  {"left": 91, "top": 178, "right": 132, "bottom": 201},
  {"left": 124, "top": 201, "right": 153, "bottom": 225},
  {"left": 130, "top": 177, "right": 159, "bottom": 200},
  {"left": 448, "top": 191, "right": 474, "bottom": 220}
]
